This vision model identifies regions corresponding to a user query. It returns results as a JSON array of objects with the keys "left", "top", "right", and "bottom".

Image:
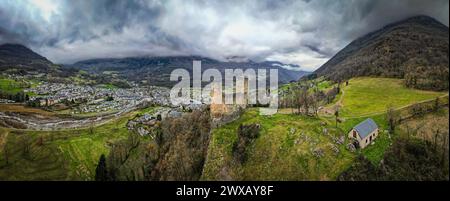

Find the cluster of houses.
[
  {"left": 24, "top": 82, "right": 172, "bottom": 115},
  {"left": 1, "top": 72, "right": 46, "bottom": 80},
  {"left": 26, "top": 83, "right": 97, "bottom": 107},
  {"left": 0, "top": 99, "right": 15, "bottom": 103}
]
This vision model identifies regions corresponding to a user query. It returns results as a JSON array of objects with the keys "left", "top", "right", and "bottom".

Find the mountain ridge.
[
  {"left": 0, "top": 43, "right": 54, "bottom": 72},
  {"left": 314, "top": 15, "right": 449, "bottom": 91},
  {"left": 70, "top": 56, "right": 310, "bottom": 86}
]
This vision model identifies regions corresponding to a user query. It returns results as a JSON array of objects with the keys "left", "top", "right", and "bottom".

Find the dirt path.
[{"left": 319, "top": 88, "right": 345, "bottom": 116}]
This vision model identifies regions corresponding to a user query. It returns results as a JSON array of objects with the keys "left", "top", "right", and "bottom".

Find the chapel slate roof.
[{"left": 353, "top": 118, "right": 378, "bottom": 139}]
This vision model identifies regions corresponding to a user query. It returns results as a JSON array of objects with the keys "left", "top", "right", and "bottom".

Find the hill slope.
[
  {"left": 314, "top": 15, "right": 449, "bottom": 91},
  {"left": 0, "top": 43, "right": 54, "bottom": 72}
]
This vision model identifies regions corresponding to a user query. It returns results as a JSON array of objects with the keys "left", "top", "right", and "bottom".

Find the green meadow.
[
  {"left": 201, "top": 107, "right": 394, "bottom": 180},
  {"left": 340, "top": 77, "right": 446, "bottom": 117},
  {"left": 202, "top": 108, "right": 356, "bottom": 180},
  {"left": 0, "top": 78, "right": 25, "bottom": 94},
  {"left": 0, "top": 109, "right": 141, "bottom": 180}
]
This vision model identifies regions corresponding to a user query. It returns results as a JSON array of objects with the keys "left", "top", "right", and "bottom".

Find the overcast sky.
[{"left": 0, "top": 0, "right": 448, "bottom": 71}]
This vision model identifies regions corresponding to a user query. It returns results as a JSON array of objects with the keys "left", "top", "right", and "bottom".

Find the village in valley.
[
  {"left": 25, "top": 82, "right": 154, "bottom": 114},
  {"left": 0, "top": 72, "right": 189, "bottom": 130}
]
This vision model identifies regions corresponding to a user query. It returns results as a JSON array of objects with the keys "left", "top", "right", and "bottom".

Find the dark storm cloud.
[{"left": 0, "top": 0, "right": 448, "bottom": 70}]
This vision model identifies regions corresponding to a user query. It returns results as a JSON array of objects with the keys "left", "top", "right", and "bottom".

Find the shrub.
[{"left": 232, "top": 123, "right": 261, "bottom": 164}]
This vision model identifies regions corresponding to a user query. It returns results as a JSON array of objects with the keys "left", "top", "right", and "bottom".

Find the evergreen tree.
[{"left": 95, "top": 154, "right": 108, "bottom": 181}]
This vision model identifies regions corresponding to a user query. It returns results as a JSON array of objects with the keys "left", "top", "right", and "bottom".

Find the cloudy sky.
[{"left": 0, "top": 0, "right": 448, "bottom": 71}]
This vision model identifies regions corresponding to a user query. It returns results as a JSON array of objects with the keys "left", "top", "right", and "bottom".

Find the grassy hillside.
[
  {"left": 203, "top": 77, "right": 446, "bottom": 180},
  {"left": 0, "top": 109, "right": 144, "bottom": 180},
  {"left": 338, "top": 107, "right": 449, "bottom": 181},
  {"left": 340, "top": 77, "right": 446, "bottom": 117},
  {"left": 0, "top": 104, "right": 55, "bottom": 116},
  {"left": 0, "top": 78, "right": 25, "bottom": 94},
  {"left": 204, "top": 109, "right": 343, "bottom": 180},
  {"left": 339, "top": 114, "right": 390, "bottom": 164},
  {"left": 201, "top": 108, "right": 394, "bottom": 181},
  {"left": 398, "top": 107, "right": 449, "bottom": 145},
  {"left": 0, "top": 77, "right": 39, "bottom": 98}
]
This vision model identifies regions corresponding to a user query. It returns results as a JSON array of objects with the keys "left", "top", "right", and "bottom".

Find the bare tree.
[
  {"left": 441, "top": 133, "right": 449, "bottom": 167},
  {"left": 20, "top": 137, "right": 31, "bottom": 159},
  {"left": 292, "top": 85, "right": 302, "bottom": 114},
  {"left": 37, "top": 136, "right": 44, "bottom": 146},
  {"left": 89, "top": 122, "right": 95, "bottom": 135},
  {"left": 433, "top": 128, "right": 439, "bottom": 151},
  {"left": 386, "top": 105, "right": 399, "bottom": 134},
  {"left": 337, "top": 80, "right": 342, "bottom": 93},
  {"left": 310, "top": 92, "right": 320, "bottom": 116},
  {"left": 434, "top": 97, "right": 440, "bottom": 112},
  {"left": 3, "top": 146, "right": 9, "bottom": 165},
  {"left": 299, "top": 85, "right": 309, "bottom": 115},
  {"left": 334, "top": 107, "right": 340, "bottom": 128}
]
